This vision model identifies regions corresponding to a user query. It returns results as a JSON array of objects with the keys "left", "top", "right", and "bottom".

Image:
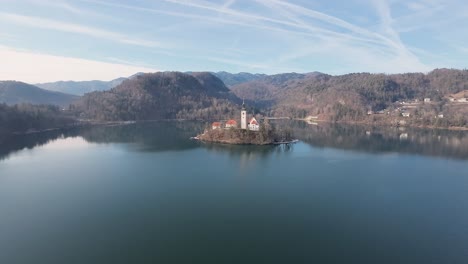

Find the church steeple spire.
[{"left": 241, "top": 98, "right": 247, "bottom": 129}]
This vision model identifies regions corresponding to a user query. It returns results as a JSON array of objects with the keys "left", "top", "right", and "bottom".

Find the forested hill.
[
  {"left": 230, "top": 69, "right": 468, "bottom": 125},
  {"left": 74, "top": 72, "right": 241, "bottom": 121},
  {"left": 0, "top": 103, "right": 76, "bottom": 136},
  {"left": 0, "top": 81, "right": 79, "bottom": 106},
  {"left": 230, "top": 72, "right": 318, "bottom": 107}
]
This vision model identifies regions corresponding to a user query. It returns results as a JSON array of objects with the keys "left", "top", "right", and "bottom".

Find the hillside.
[
  {"left": 230, "top": 69, "right": 468, "bottom": 127},
  {"left": 0, "top": 81, "right": 79, "bottom": 106},
  {"left": 74, "top": 72, "right": 241, "bottom": 121},
  {"left": 0, "top": 103, "right": 76, "bottom": 136},
  {"left": 36, "top": 77, "right": 126, "bottom": 96},
  {"left": 230, "top": 72, "right": 317, "bottom": 107}
]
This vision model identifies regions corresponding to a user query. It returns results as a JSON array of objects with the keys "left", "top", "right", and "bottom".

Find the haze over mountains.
[
  {"left": 35, "top": 78, "right": 126, "bottom": 96},
  {"left": 0, "top": 81, "right": 78, "bottom": 106},
  {"left": 35, "top": 72, "right": 146, "bottom": 96}
]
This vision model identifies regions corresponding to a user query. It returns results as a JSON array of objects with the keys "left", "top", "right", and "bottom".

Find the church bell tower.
[{"left": 241, "top": 99, "right": 247, "bottom": 129}]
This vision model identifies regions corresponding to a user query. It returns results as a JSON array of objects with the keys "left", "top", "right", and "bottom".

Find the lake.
[{"left": 1, "top": 121, "right": 467, "bottom": 264}]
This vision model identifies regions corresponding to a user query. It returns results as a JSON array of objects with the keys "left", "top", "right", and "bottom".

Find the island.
[{"left": 194, "top": 101, "right": 296, "bottom": 145}]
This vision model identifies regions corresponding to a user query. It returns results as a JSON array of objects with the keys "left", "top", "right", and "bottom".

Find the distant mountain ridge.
[
  {"left": 33, "top": 71, "right": 308, "bottom": 96},
  {"left": 212, "top": 71, "right": 267, "bottom": 87},
  {"left": 0, "top": 81, "right": 79, "bottom": 107},
  {"left": 35, "top": 77, "right": 127, "bottom": 96}
]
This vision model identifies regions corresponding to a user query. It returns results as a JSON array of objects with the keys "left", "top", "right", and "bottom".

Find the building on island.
[
  {"left": 225, "top": 119, "right": 237, "bottom": 128},
  {"left": 212, "top": 122, "right": 222, "bottom": 130},
  {"left": 248, "top": 117, "right": 260, "bottom": 131},
  {"left": 424, "top": 98, "right": 431, "bottom": 102},
  {"left": 241, "top": 100, "right": 247, "bottom": 129},
  {"left": 210, "top": 101, "right": 260, "bottom": 131}
]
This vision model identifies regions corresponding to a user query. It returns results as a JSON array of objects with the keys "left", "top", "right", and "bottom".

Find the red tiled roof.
[
  {"left": 212, "top": 122, "right": 221, "bottom": 126},
  {"left": 249, "top": 118, "right": 258, "bottom": 125},
  {"left": 226, "top": 119, "right": 237, "bottom": 125}
]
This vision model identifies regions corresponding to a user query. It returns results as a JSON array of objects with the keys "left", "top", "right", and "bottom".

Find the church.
[
  {"left": 240, "top": 100, "right": 260, "bottom": 131},
  {"left": 210, "top": 100, "right": 260, "bottom": 131}
]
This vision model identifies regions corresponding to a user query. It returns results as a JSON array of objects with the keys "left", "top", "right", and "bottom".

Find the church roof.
[
  {"left": 249, "top": 117, "right": 258, "bottom": 125},
  {"left": 226, "top": 119, "right": 237, "bottom": 125}
]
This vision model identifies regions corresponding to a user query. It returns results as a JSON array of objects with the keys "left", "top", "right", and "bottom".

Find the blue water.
[{"left": 0, "top": 122, "right": 467, "bottom": 263}]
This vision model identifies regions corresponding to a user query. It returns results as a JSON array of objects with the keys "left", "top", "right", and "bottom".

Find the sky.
[{"left": 0, "top": 0, "right": 467, "bottom": 83}]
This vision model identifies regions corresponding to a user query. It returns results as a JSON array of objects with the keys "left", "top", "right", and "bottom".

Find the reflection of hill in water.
[
  {"left": 0, "top": 129, "right": 80, "bottom": 161},
  {"left": 79, "top": 121, "right": 203, "bottom": 152},
  {"left": 279, "top": 120, "right": 468, "bottom": 160},
  {"left": 81, "top": 122, "right": 293, "bottom": 158},
  {"left": 0, "top": 121, "right": 293, "bottom": 161},
  {"left": 1, "top": 121, "right": 467, "bottom": 161},
  {"left": 0, "top": 121, "right": 205, "bottom": 160}
]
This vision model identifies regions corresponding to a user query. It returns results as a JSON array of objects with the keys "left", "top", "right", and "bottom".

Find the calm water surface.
[{"left": 0, "top": 121, "right": 467, "bottom": 264}]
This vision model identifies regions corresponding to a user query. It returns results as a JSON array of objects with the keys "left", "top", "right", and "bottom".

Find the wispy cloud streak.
[{"left": 0, "top": 12, "right": 160, "bottom": 48}]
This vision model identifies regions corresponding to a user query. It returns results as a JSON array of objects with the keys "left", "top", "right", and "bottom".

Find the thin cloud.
[
  {"left": 259, "top": 0, "right": 406, "bottom": 55},
  {"left": 30, "top": 0, "right": 119, "bottom": 21},
  {"left": 0, "top": 12, "right": 160, "bottom": 48},
  {"left": 3, "top": 0, "right": 460, "bottom": 77},
  {"left": 160, "top": 0, "right": 423, "bottom": 64}
]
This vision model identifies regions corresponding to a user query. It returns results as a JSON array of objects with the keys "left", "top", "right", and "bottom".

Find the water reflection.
[
  {"left": 79, "top": 121, "right": 202, "bottom": 152},
  {"left": 0, "top": 121, "right": 467, "bottom": 161},
  {"left": 202, "top": 143, "right": 292, "bottom": 157},
  {"left": 281, "top": 120, "right": 468, "bottom": 160},
  {"left": 0, "top": 129, "right": 81, "bottom": 161}
]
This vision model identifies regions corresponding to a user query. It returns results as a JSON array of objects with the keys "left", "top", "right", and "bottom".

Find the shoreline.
[
  {"left": 4, "top": 117, "right": 468, "bottom": 137},
  {"left": 194, "top": 126, "right": 296, "bottom": 146},
  {"left": 192, "top": 136, "right": 298, "bottom": 146},
  {"left": 295, "top": 118, "right": 468, "bottom": 131}
]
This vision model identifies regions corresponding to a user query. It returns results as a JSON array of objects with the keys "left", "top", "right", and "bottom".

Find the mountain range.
[
  {"left": 0, "top": 72, "right": 262, "bottom": 108},
  {"left": 35, "top": 78, "right": 126, "bottom": 96},
  {"left": 230, "top": 69, "right": 468, "bottom": 120},
  {"left": 0, "top": 81, "right": 79, "bottom": 107},
  {"left": 1, "top": 69, "right": 467, "bottom": 128},
  {"left": 35, "top": 72, "right": 147, "bottom": 96}
]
